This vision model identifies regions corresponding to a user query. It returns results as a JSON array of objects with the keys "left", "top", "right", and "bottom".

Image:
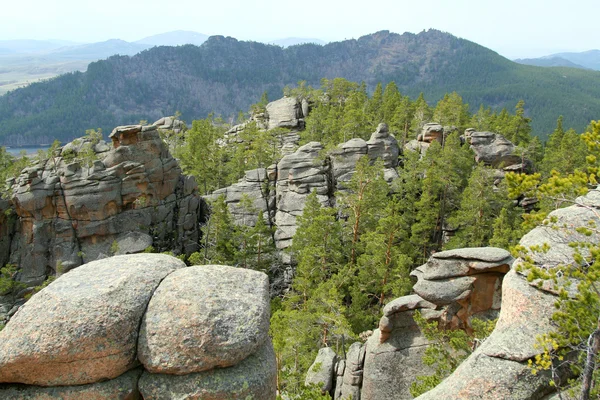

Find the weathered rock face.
[
  {"left": 138, "top": 265, "right": 270, "bottom": 374},
  {"left": 266, "top": 96, "right": 305, "bottom": 130},
  {"left": 418, "top": 123, "right": 444, "bottom": 143},
  {"left": 0, "top": 198, "right": 15, "bottom": 269},
  {"left": 311, "top": 248, "right": 512, "bottom": 400},
  {"left": 361, "top": 296, "right": 436, "bottom": 400},
  {"left": 412, "top": 247, "right": 512, "bottom": 330},
  {"left": 468, "top": 131, "right": 523, "bottom": 168},
  {"left": 274, "top": 141, "right": 331, "bottom": 254},
  {"left": 0, "top": 368, "right": 143, "bottom": 400},
  {"left": 415, "top": 189, "right": 600, "bottom": 400},
  {"left": 305, "top": 347, "right": 338, "bottom": 394},
  {"left": 360, "top": 247, "right": 510, "bottom": 400},
  {"left": 0, "top": 255, "right": 277, "bottom": 400},
  {"left": 138, "top": 340, "right": 277, "bottom": 400},
  {"left": 209, "top": 167, "right": 276, "bottom": 227},
  {"left": 7, "top": 124, "right": 206, "bottom": 287},
  {"left": 339, "top": 342, "right": 366, "bottom": 400}
]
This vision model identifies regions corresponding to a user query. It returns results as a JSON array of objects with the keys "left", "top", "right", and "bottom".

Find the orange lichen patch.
[
  {"left": 41, "top": 196, "right": 56, "bottom": 219},
  {"left": 103, "top": 201, "right": 119, "bottom": 218}
]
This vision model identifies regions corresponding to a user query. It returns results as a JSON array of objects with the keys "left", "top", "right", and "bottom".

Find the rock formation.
[
  {"left": 308, "top": 188, "right": 600, "bottom": 400},
  {"left": 416, "top": 188, "right": 600, "bottom": 400},
  {"left": 4, "top": 123, "right": 206, "bottom": 289},
  {"left": 0, "top": 254, "right": 277, "bottom": 400},
  {"left": 306, "top": 247, "right": 513, "bottom": 399}
]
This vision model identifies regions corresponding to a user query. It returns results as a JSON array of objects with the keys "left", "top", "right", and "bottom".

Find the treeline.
[
  {"left": 2, "top": 29, "right": 600, "bottom": 145},
  {"left": 167, "top": 79, "right": 592, "bottom": 396}
]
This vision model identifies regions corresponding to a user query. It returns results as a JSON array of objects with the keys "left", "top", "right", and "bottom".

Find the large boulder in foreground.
[
  {"left": 0, "top": 368, "right": 142, "bottom": 400},
  {"left": 0, "top": 254, "right": 184, "bottom": 386},
  {"left": 138, "top": 265, "right": 271, "bottom": 374},
  {"left": 139, "top": 340, "right": 277, "bottom": 400}
]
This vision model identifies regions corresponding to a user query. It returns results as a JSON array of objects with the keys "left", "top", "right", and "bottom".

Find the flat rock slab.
[
  {"left": 413, "top": 276, "right": 475, "bottom": 305},
  {"left": 138, "top": 265, "right": 270, "bottom": 374},
  {"left": 0, "top": 254, "right": 184, "bottom": 386},
  {"left": 432, "top": 247, "right": 511, "bottom": 262},
  {"left": 383, "top": 294, "right": 437, "bottom": 317},
  {"left": 138, "top": 340, "right": 277, "bottom": 400},
  {"left": 0, "top": 368, "right": 142, "bottom": 400}
]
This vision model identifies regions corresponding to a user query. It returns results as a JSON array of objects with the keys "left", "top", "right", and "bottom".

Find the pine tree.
[
  {"left": 336, "top": 157, "right": 389, "bottom": 265},
  {"left": 350, "top": 196, "right": 413, "bottom": 332},
  {"left": 446, "top": 165, "right": 505, "bottom": 249},
  {"left": 199, "top": 195, "right": 236, "bottom": 265},
  {"left": 411, "top": 93, "right": 432, "bottom": 137},
  {"left": 176, "top": 116, "right": 227, "bottom": 194}
]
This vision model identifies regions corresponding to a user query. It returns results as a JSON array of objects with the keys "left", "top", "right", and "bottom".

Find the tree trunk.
[{"left": 581, "top": 317, "right": 600, "bottom": 400}]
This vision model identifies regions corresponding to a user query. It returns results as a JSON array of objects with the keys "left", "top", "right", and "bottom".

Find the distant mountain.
[
  {"left": 269, "top": 37, "right": 326, "bottom": 47},
  {"left": 514, "top": 56, "right": 587, "bottom": 69},
  {"left": 549, "top": 50, "right": 600, "bottom": 70},
  {"left": 515, "top": 50, "right": 600, "bottom": 71},
  {"left": 48, "top": 39, "right": 151, "bottom": 59},
  {"left": 1, "top": 30, "right": 600, "bottom": 145},
  {"left": 136, "top": 30, "right": 209, "bottom": 47},
  {"left": 0, "top": 39, "right": 77, "bottom": 54}
]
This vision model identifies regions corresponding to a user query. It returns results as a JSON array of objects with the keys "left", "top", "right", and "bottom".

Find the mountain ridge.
[{"left": 1, "top": 29, "right": 600, "bottom": 145}]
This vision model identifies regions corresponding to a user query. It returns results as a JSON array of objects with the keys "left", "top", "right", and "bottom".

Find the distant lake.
[{"left": 5, "top": 145, "right": 51, "bottom": 156}]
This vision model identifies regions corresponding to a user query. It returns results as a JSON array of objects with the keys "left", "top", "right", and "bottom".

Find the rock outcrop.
[
  {"left": 266, "top": 96, "right": 306, "bottom": 130},
  {"left": 0, "top": 255, "right": 277, "bottom": 400},
  {"left": 305, "top": 347, "right": 339, "bottom": 394},
  {"left": 415, "top": 189, "right": 600, "bottom": 400},
  {"left": 309, "top": 247, "right": 513, "bottom": 400},
  {"left": 5, "top": 124, "right": 207, "bottom": 288}
]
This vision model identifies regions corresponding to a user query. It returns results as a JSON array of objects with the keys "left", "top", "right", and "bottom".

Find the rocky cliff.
[
  {"left": 0, "top": 122, "right": 207, "bottom": 324},
  {"left": 5, "top": 124, "right": 206, "bottom": 284},
  {"left": 0, "top": 254, "right": 277, "bottom": 399}
]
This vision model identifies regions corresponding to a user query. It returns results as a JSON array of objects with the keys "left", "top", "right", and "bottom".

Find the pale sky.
[{"left": 1, "top": 0, "right": 597, "bottom": 59}]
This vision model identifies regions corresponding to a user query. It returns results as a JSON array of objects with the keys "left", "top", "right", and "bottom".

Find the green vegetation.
[
  {"left": 508, "top": 121, "right": 600, "bottom": 399},
  {"left": 176, "top": 77, "right": 588, "bottom": 396},
  {"left": 1, "top": 70, "right": 599, "bottom": 397},
  {"left": 2, "top": 30, "right": 600, "bottom": 145},
  {"left": 410, "top": 312, "right": 497, "bottom": 397}
]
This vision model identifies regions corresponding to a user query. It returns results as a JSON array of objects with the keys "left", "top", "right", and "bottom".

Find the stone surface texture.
[
  {"left": 305, "top": 347, "right": 338, "bottom": 394},
  {"left": 0, "top": 256, "right": 276, "bottom": 399},
  {"left": 0, "top": 254, "right": 184, "bottom": 386},
  {"left": 0, "top": 368, "right": 143, "bottom": 400},
  {"left": 415, "top": 189, "right": 600, "bottom": 399},
  {"left": 138, "top": 340, "right": 277, "bottom": 400},
  {"left": 138, "top": 265, "right": 270, "bottom": 374},
  {"left": 6, "top": 123, "right": 206, "bottom": 288}
]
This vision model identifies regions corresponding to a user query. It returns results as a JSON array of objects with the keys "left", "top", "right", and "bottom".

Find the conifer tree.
[
  {"left": 411, "top": 93, "right": 432, "bottom": 137},
  {"left": 176, "top": 116, "right": 227, "bottom": 194},
  {"left": 446, "top": 165, "right": 505, "bottom": 249},
  {"left": 199, "top": 195, "right": 236, "bottom": 265},
  {"left": 350, "top": 196, "right": 413, "bottom": 332},
  {"left": 336, "top": 157, "right": 389, "bottom": 265}
]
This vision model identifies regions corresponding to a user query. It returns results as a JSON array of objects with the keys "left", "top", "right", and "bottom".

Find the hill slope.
[
  {"left": 135, "top": 31, "right": 209, "bottom": 47},
  {"left": 1, "top": 30, "right": 600, "bottom": 145},
  {"left": 514, "top": 56, "right": 587, "bottom": 69}
]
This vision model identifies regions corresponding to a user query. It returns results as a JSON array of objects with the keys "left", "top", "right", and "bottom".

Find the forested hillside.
[{"left": 1, "top": 29, "right": 600, "bottom": 145}]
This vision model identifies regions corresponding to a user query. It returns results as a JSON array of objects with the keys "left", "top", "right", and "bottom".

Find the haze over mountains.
[
  {"left": 0, "top": 31, "right": 328, "bottom": 95},
  {"left": 1, "top": 29, "right": 599, "bottom": 146},
  {"left": 515, "top": 49, "right": 600, "bottom": 71}
]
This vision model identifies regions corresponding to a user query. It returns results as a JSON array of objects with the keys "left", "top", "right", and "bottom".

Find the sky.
[{"left": 1, "top": 0, "right": 597, "bottom": 59}]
